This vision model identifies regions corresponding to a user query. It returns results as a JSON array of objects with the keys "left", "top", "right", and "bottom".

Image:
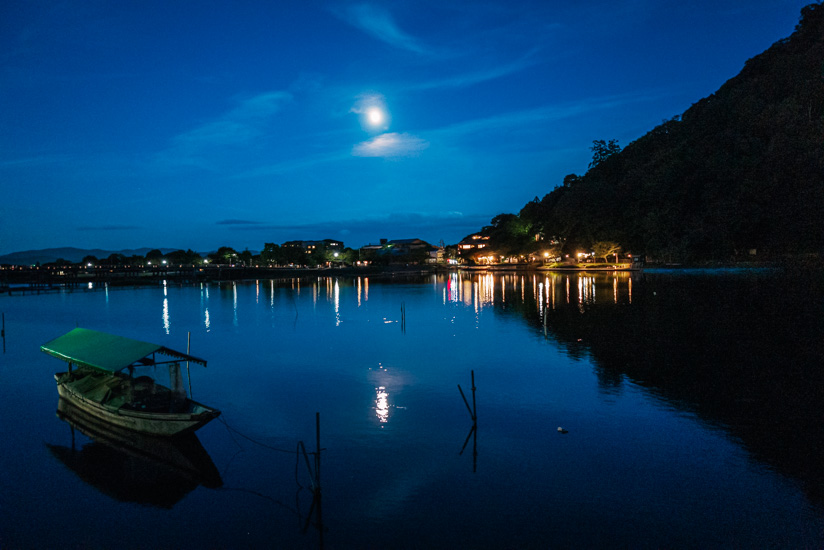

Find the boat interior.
[{"left": 59, "top": 368, "right": 195, "bottom": 414}]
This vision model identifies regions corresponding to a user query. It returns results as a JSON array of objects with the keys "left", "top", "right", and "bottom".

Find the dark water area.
[
  {"left": 533, "top": 268, "right": 824, "bottom": 508},
  {"left": 0, "top": 269, "right": 822, "bottom": 548}
]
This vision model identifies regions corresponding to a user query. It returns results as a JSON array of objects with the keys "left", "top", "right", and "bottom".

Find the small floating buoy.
[{"left": 557, "top": 427, "right": 568, "bottom": 434}]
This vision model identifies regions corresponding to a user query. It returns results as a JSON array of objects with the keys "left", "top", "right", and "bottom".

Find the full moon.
[{"left": 367, "top": 107, "right": 384, "bottom": 126}]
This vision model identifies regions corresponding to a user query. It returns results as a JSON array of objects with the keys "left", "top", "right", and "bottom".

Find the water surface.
[{"left": 1, "top": 270, "right": 822, "bottom": 548}]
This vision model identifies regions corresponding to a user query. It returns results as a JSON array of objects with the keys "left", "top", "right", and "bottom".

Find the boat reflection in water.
[{"left": 47, "top": 398, "right": 222, "bottom": 509}]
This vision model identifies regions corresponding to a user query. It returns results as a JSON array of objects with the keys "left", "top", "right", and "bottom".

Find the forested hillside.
[{"left": 498, "top": 3, "right": 823, "bottom": 263}]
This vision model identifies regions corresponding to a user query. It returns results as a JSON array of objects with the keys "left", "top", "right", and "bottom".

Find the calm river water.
[{"left": 1, "top": 269, "right": 822, "bottom": 548}]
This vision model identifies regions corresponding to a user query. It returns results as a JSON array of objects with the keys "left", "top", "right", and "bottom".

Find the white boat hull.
[{"left": 56, "top": 374, "right": 220, "bottom": 437}]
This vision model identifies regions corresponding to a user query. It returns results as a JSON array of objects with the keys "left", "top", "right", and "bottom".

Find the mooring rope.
[
  {"left": 214, "top": 413, "right": 323, "bottom": 530},
  {"left": 218, "top": 415, "right": 297, "bottom": 454}
]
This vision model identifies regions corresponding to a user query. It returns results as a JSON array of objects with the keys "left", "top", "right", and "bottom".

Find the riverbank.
[
  {"left": 0, "top": 264, "right": 442, "bottom": 294},
  {"left": 3, "top": 258, "right": 817, "bottom": 294}
]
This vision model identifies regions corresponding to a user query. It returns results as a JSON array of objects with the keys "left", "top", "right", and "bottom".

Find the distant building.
[
  {"left": 456, "top": 234, "right": 490, "bottom": 260},
  {"left": 359, "top": 238, "right": 440, "bottom": 264},
  {"left": 384, "top": 238, "right": 432, "bottom": 255},
  {"left": 282, "top": 239, "right": 343, "bottom": 256}
]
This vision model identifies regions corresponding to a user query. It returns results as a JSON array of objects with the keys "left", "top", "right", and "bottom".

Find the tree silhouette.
[{"left": 588, "top": 139, "right": 621, "bottom": 168}]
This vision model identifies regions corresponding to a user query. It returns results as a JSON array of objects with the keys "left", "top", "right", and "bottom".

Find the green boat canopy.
[{"left": 41, "top": 328, "right": 207, "bottom": 374}]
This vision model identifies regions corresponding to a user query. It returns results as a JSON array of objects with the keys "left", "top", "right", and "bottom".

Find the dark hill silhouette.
[{"left": 520, "top": 3, "right": 823, "bottom": 263}]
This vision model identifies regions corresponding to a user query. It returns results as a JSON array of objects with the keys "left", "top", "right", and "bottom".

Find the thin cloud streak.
[
  {"left": 154, "top": 91, "right": 292, "bottom": 169},
  {"left": 337, "top": 4, "right": 430, "bottom": 54},
  {"left": 77, "top": 225, "right": 141, "bottom": 231},
  {"left": 220, "top": 211, "right": 490, "bottom": 245},
  {"left": 172, "top": 91, "right": 291, "bottom": 148},
  {"left": 223, "top": 211, "right": 482, "bottom": 230},
  {"left": 0, "top": 154, "right": 73, "bottom": 168},
  {"left": 408, "top": 49, "right": 542, "bottom": 90},
  {"left": 232, "top": 150, "right": 352, "bottom": 178},
  {"left": 216, "top": 219, "right": 263, "bottom": 225},
  {"left": 429, "top": 90, "right": 673, "bottom": 139}
]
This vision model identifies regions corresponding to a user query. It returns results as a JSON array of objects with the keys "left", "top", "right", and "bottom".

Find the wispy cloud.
[
  {"left": 337, "top": 4, "right": 430, "bottom": 55},
  {"left": 219, "top": 211, "right": 488, "bottom": 245},
  {"left": 232, "top": 150, "right": 352, "bottom": 178},
  {"left": 174, "top": 91, "right": 291, "bottom": 149},
  {"left": 350, "top": 92, "right": 386, "bottom": 115},
  {"left": 352, "top": 132, "right": 429, "bottom": 158},
  {"left": 431, "top": 91, "right": 670, "bottom": 139},
  {"left": 0, "top": 154, "right": 73, "bottom": 168},
  {"left": 408, "top": 49, "right": 542, "bottom": 90},
  {"left": 216, "top": 219, "right": 263, "bottom": 225},
  {"left": 77, "top": 225, "right": 140, "bottom": 231},
  {"left": 155, "top": 91, "right": 292, "bottom": 169}
]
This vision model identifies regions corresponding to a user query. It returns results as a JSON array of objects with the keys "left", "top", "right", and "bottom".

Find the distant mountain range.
[{"left": 0, "top": 247, "right": 181, "bottom": 266}]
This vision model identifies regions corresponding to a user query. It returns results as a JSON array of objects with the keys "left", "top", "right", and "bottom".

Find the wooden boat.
[{"left": 41, "top": 328, "right": 220, "bottom": 437}]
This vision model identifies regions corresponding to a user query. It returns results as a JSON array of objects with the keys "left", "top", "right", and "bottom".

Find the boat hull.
[{"left": 55, "top": 374, "right": 220, "bottom": 437}]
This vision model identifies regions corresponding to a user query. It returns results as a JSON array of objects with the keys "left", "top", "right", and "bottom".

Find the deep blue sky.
[{"left": 0, "top": 1, "right": 811, "bottom": 254}]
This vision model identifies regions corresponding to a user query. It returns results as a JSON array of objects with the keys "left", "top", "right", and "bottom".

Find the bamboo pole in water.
[
  {"left": 315, "top": 412, "right": 324, "bottom": 548},
  {"left": 400, "top": 302, "right": 406, "bottom": 333},
  {"left": 471, "top": 370, "right": 477, "bottom": 420},
  {"left": 186, "top": 332, "right": 193, "bottom": 398},
  {"left": 458, "top": 371, "right": 478, "bottom": 472}
]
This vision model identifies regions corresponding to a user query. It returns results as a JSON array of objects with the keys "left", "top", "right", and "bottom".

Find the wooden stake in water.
[
  {"left": 2, "top": 312, "right": 5, "bottom": 354},
  {"left": 315, "top": 412, "right": 324, "bottom": 548},
  {"left": 458, "top": 370, "right": 478, "bottom": 472},
  {"left": 299, "top": 413, "right": 325, "bottom": 545},
  {"left": 186, "top": 331, "right": 193, "bottom": 398},
  {"left": 315, "top": 412, "right": 321, "bottom": 486},
  {"left": 471, "top": 370, "right": 476, "bottom": 422},
  {"left": 400, "top": 302, "right": 406, "bottom": 333}
]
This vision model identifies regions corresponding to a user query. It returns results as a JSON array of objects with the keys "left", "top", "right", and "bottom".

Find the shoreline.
[{"left": 3, "top": 260, "right": 815, "bottom": 295}]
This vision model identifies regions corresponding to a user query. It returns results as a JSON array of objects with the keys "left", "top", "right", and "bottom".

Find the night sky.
[{"left": 0, "top": 1, "right": 811, "bottom": 254}]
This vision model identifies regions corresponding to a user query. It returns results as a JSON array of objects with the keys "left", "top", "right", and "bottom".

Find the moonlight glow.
[{"left": 367, "top": 107, "right": 384, "bottom": 126}]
